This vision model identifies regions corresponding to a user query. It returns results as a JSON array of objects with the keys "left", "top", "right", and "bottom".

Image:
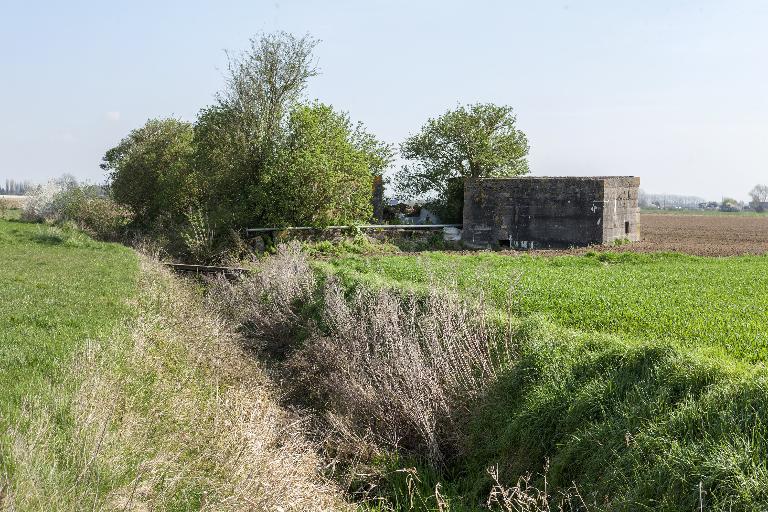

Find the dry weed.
[
  {"left": 210, "top": 242, "right": 514, "bottom": 468},
  {"left": 298, "top": 279, "right": 511, "bottom": 466},
  {"left": 209, "top": 241, "right": 316, "bottom": 354},
  {"left": 487, "top": 464, "right": 588, "bottom": 512}
]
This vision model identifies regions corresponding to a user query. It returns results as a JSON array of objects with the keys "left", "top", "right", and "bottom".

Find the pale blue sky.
[{"left": 2, "top": 1, "right": 766, "bottom": 200}]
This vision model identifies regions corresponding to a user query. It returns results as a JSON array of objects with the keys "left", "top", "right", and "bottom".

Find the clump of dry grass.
[
  {"left": 210, "top": 242, "right": 316, "bottom": 355},
  {"left": 486, "top": 465, "right": 588, "bottom": 512},
  {"left": 211, "top": 242, "right": 513, "bottom": 469},
  {"left": 295, "top": 279, "right": 511, "bottom": 467},
  {"left": 3, "top": 256, "right": 346, "bottom": 511}
]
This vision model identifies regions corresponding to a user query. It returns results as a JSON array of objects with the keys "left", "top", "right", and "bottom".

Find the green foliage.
[
  {"left": 102, "top": 33, "right": 392, "bottom": 254},
  {"left": 395, "top": 103, "right": 529, "bottom": 222},
  {"left": 101, "top": 118, "right": 194, "bottom": 228},
  {"left": 612, "top": 237, "right": 631, "bottom": 246},
  {"left": 180, "top": 208, "right": 217, "bottom": 263},
  {"left": 188, "top": 32, "right": 321, "bottom": 231},
  {"left": 59, "top": 188, "right": 133, "bottom": 241},
  {"left": 263, "top": 102, "right": 392, "bottom": 227},
  {"left": 301, "top": 235, "right": 399, "bottom": 257}
]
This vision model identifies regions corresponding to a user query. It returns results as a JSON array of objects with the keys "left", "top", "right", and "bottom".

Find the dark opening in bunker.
[
  {"left": 498, "top": 238, "right": 511, "bottom": 248},
  {"left": 625, "top": 221, "right": 630, "bottom": 234}
]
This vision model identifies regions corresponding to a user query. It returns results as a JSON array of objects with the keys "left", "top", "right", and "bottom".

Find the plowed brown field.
[
  {"left": 628, "top": 213, "right": 768, "bottom": 256},
  {"left": 617, "top": 214, "right": 768, "bottom": 256},
  {"left": 502, "top": 213, "right": 768, "bottom": 257}
]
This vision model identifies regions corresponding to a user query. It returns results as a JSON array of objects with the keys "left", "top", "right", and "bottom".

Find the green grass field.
[
  {"left": 324, "top": 250, "right": 768, "bottom": 509},
  {"left": 326, "top": 251, "right": 768, "bottom": 363},
  {"left": 0, "top": 219, "right": 137, "bottom": 480},
  {"left": 0, "top": 208, "right": 21, "bottom": 220}
]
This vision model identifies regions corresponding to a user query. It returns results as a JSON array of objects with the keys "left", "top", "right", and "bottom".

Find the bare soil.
[{"left": 504, "top": 213, "right": 768, "bottom": 257}]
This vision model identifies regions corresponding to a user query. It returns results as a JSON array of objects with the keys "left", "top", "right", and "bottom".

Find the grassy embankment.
[
  {"left": 322, "top": 251, "right": 768, "bottom": 510},
  {"left": 0, "top": 218, "right": 343, "bottom": 510},
  {"left": 0, "top": 219, "right": 137, "bottom": 505}
]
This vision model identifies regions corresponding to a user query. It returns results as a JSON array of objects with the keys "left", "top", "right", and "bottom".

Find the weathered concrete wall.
[
  {"left": 462, "top": 176, "right": 640, "bottom": 248},
  {"left": 602, "top": 177, "right": 641, "bottom": 243}
]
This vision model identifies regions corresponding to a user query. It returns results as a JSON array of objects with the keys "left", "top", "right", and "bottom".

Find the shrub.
[
  {"left": 21, "top": 175, "right": 79, "bottom": 222},
  {"left": 21, "top": 175, "right": 132, "bottom": 241},
  {"left": 180, "top": 208, "right": 216, "bottom": 263},
  {"left": 101, "top": 118, "right": 195, "bottom": 229},
  {"left": 67, "top": 197, "right": 133, "bottom": 241}
]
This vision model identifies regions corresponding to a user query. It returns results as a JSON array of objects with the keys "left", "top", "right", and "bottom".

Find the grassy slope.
[
  {"left": 324, "top": 252, "right": 768, "bottom": 510},
  {"left": 1, "top": 220, "right": 344, "bottom": 511},
  {"left": 0, "top": 220, "right": 137, "bottom": 458}
]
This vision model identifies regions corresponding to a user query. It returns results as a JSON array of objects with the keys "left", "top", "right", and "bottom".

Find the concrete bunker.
[{"left": 461, "top": 176, "right": 640, "bottom": 249}]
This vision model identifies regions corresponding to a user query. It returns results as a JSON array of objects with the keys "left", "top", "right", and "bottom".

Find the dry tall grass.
[
  {"left": 297, "top": 279, "right": 510, "bottom": 466},
  {"left": 3, "top": 256, "right": 346, "bottom": 511},
  {"left": 203, "top": 242, "right": 599, "bottom": 510},
  {"left": 210, "top": 242, "right": 513, "bottom": 468}
]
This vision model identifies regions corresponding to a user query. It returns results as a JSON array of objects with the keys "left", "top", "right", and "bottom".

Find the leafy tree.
[
  {"left": 749, "top": 184, "right": 768, "bottom": 211},
  {"left": 395, "top": 103, "right": 529, "bottom": 222},
  {"left": 720, "top": 197, "right": 741, "bottom": 212},
  {"left": 263, "top": 102, "right": 393, "bottom": 227},
  {"left": 103, "top": 31, "right": 391, "bottom": 251},
  {"left": 193, "top": 32, "right": 320, "bottom": 229},
  {"left": 101, "top": 118, "right": 194, "bottom": 228}
]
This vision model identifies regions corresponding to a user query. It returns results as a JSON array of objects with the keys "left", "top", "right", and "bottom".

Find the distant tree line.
[
  {"left": 641, "top": 184, "right": 768, "bottom": 213},
  {"left": 0, "top": 179, "right": 34, "bottom": 195},
  {"left": 639, "top": 190, "right": 706, "bottom": 209},
  {"left": 749, "top": 184, "right": 768, "bottom": 211}
]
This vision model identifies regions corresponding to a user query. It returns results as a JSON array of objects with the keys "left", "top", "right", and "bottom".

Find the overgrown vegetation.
[
  {"left": 210, "top": 243, "right": 588, "bottom": 510},
  {"left": 101, "top": 32, "right": 393, "bottom": 260},
  {"left": 205, "top": 245, "right": 768, "bottom": 510},
  {"left": 0, "top": 219, "right": 345, "bottom": 510}
]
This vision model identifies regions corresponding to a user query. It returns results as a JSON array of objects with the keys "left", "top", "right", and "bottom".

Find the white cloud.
[{"left": 105, "top": 111, "right": 121, "bottom": 122}]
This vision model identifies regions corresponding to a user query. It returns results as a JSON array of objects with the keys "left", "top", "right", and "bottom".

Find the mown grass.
[
  {"left": 325, "top": 251, "right": 768, "bottom": 362},
  {"left": 0, "top": 219, "right": 137, "bottom": 465}
]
